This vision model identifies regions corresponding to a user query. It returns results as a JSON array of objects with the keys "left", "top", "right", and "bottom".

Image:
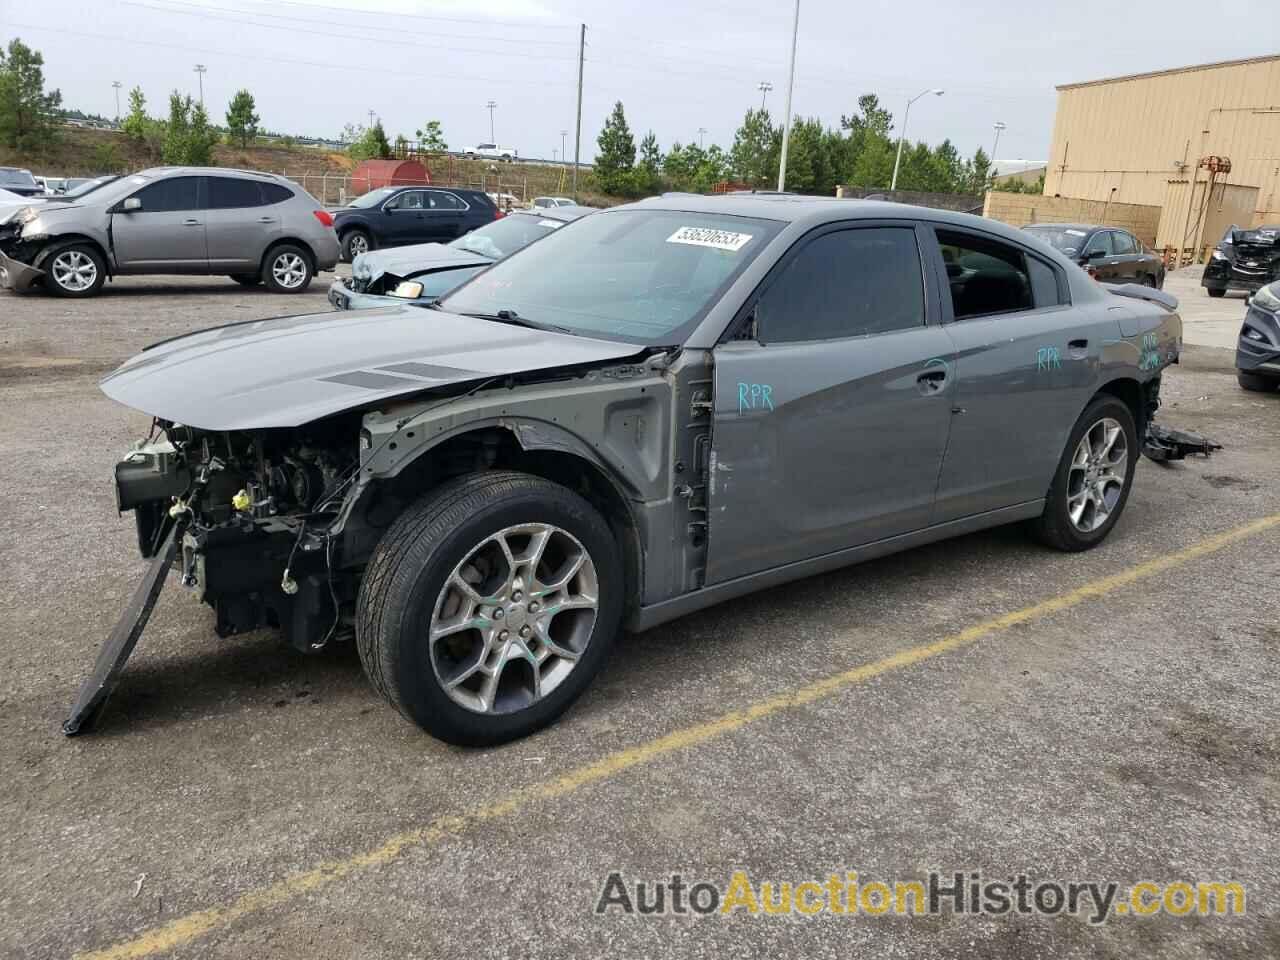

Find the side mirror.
[
  {"left": 1083, "top": 249, "right": 1106, "bottom": 261},
  {"left": 121, "top": 197, "right": 142, "bottom": 212}
]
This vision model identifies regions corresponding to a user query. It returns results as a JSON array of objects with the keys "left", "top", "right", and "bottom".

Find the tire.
[
  {"left": 341, "top": 229, "right": 372, "bottom": 263},
  {"left": 42, "top": 243, "right": 106, "bottom": 298},
  {"left": 230, "top": 273, "right": 260, "bottom": 286},
  {"left": 1142, "top": 274, "right": 1157, "bottom": 288},
  {"left": 1206, "top": 287, "right": 1226, "bottom": 298},
  {"left": 356, "top": 471, "right": 623, "bottom": 746},
  {"left": 1237, "top": 371, "right": 1278, "bottom": 393},
  {"left": 261, "top": 244, "right": 313, "bottom": 293},
  {"left": 1029, "top": 395, "right": 1138, "bottom": 552}
]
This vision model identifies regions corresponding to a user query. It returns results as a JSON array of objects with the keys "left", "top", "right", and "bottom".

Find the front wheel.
[
  {"left": 44, "top": 243, "right": 106, "bottom": 298},
  {"left": 1029, "top": 395, "right": 1137, "bottom": 552},
  {"left": 262, "top": 244, "right": 313, "bottom": 293},
  {"left": 356, "top": 471, "right": 622, "bottom": 746},
  {"left": 1206, "top": 287, "right": 1226, "bottom": 298}
]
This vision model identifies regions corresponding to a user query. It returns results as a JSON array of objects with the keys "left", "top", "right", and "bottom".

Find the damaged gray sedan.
[{"left": 75, "top": 195, "right": 1190, "bottom": 745}]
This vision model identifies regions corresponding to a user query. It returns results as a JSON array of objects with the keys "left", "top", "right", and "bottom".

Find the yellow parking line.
[{"left": 77, "top": 512, "right": 1280, "bottom": 960}]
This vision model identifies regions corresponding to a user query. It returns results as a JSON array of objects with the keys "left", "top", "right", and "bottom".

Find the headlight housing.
[
  {"left": 1252, "top": 283, "right": 1280, "bottom": 314},
  {"left": 1211, "top": 248, "right": 1227, "bottom": 261}
]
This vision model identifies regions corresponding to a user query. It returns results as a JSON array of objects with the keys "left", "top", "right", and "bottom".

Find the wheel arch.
[
  {"left": 34, "top": 234, "right": 111, "bottom": 273},
  {"left": 352, "top": 419, "right": 645, "bottom": 621},
  {"left": 260, "top": 237, "right": 317, "bottom": 274},
  {"left": 1094, "top": 376, "right": 1146, "bottom": 433}
]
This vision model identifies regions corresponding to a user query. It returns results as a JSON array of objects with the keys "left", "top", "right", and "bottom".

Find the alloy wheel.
[
  {"left": 51, "top": 250, "right": 98, "bottom": 292},
  {"left": 271, "top": 252, "right": 307, "bottom": 288},
  {"left": 429, "top": 523, "right": 599, "bottom": 715},
  {"left": 1066, "top": 417, "right": 1128, "bottom": 533}
]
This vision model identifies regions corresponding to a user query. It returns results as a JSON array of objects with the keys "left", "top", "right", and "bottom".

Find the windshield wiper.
[{"left": 459, "top": 308, "right": 574, "bottom": 335}]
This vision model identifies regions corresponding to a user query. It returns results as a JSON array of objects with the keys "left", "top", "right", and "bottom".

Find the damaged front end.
[
  {"left": 65, "top": 418, "right": 363, "bottom": 734},
  {"left": 1203, "top": 226, "right": 1280, "bottom": 294},
  {"left": 0, "top": 222, "right": 47, "bottom": 292}
]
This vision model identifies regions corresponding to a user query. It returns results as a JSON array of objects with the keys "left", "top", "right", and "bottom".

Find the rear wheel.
[
  {"left": 1029, "top": 395, "right": 1137, "bottom": 552},
  {"left": 1207, "top": 287, "right": 1226, "bottom": 298},
  {"left": 356, "top": 471, "right": 622, "bottom": 746},
  {"left": 43, "top": 243, "right": 106, "bottom": 298},
  {"left": 262, "top": 244, "right": 313, "bottom": 293},
  {"left": 341, "top": 229, "right": 372, "bottom": 262},
  {"left": 1238, "top": 371, "right": 1278, "bottom": 393}
]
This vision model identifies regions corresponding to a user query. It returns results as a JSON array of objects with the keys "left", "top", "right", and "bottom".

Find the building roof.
[{"left": 1056, "top": 53, "right": 1280, "bottom": 91}]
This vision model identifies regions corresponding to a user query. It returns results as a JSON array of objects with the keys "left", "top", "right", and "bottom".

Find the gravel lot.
[{"left": 2, "top": 272, "right": 1278, "bottom": 959}]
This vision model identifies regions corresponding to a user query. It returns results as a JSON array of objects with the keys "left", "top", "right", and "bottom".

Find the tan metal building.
[{"left": 1042, "top": 54, "right": 1280, "bottom": 253}]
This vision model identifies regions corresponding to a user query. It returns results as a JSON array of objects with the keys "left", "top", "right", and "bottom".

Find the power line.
[{"left": 179, "top": 0, "right": 576, "bottom": 30}]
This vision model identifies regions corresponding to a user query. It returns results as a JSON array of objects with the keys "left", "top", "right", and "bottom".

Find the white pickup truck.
[{"left": 465, "top": 143, "right": 518, "bottom": 162}]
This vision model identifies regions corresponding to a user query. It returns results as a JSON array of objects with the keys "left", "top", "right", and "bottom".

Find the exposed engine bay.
[{"left": 116, "top": 416, "right": 361, "bottom": 650}]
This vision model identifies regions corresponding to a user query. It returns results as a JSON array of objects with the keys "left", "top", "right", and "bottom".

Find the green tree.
[
  {"left": 594, "top": 100, "right": 636, "bottom": 194},
  {"left": 161, "top": 91, "right": 216, "bottom": 165},
  {"left": 633, "top": 129, "right": 662, "bottom": 194},
  {"left": 415, "top": 119, "right": 447, "bottom": 152},
  {"left": 730, "top": 108, "right": 778, "bottom": 188},
  {"left": 964, "top": 146, "right": 993, "bottom": 195},
  {"left": 846, "top": 131, "right": 896, "bottom": 189},
  {"left": 348, "top": 120, "right": 391, "bottom": 161},
  {"left": 121, "top": 86, "right": 149, "bottom": 142},
  {"left": 224, "top": 89, "right": 260, "bottom": 147},
  {"left": 0, "top": 38, "right": 62, "bottom": 150}
]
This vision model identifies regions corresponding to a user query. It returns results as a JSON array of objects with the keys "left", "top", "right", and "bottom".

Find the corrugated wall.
[
  {"left": 984, "top": 192, "right": 1162, "bottom": 246},
  {"left": 1043, "top": 57, "right": 1280, "bottom": 226}
]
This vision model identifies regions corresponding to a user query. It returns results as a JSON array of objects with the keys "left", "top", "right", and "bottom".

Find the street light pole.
[
  {"left": 757, "top": 80, "right": 773, "bottom": 112},
  {"left": 775, "top": 0, "right": 800, "bottom": 192},
  {"left": 111, "top": 81, "right": 122, "bottom": 121},
  {"left": 193, "top": 64, "right": 206, "bottom": 106},
  {"left": 890, "top": 87, "right": 944, "bottom": 191},
  {"left": 990, "top": 121, "right": 1006, "bottom": 168},
  {"left": 697, "top": 127, "right": 707, "bottom": 148},
  {"left": 560, "top": 129, "right": 568, "bottom": 165},
  {"left": 486, "top": 100, "right": 497, "bottom": 143}
]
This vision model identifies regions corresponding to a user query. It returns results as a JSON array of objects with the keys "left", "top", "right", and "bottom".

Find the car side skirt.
[{"left": 628, "top": 500, "right": 1046, "bottom": 633}]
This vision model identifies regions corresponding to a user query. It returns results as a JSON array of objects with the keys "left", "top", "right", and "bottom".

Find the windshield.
[
  {"left": 449, "top": 214, "right": 569, "bottom": 260},
  {"left": 1024, "top": 225, "right": 1091, "bottom": 256},
  {"left": 440, "top": 209, "right": 782, "bottom": 344},
  {"left": 0, "top": 168, "right": 37, "bottom": 188},
  {"left": 347, "top": 187, "right": 399, "bottom": 208},
  {"left": 64, "top": 176, "right": 119, "bottom": 198}
]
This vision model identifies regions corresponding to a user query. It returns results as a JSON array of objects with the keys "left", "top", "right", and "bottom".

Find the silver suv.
[{"left": 0, "top": 167, "right": 340, "bottom": 297}]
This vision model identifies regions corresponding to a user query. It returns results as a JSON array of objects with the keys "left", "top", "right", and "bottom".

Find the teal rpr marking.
[
  {"left": 737, "top": 381, "right": 775, "bottom": 414},
  {"left": 1036, "top": 346, "right": 1062, "bottom": 372}
]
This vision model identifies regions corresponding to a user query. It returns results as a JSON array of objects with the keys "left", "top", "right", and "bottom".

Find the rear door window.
[
  {"left": 207, "top": 177, "right": 264, "bottom": 209},
  {"left": 935, "top": 229, "right": 1035, "bottom": 319},
  {"left": 429, "top": 191, "right": 464, "bottom": 210}
]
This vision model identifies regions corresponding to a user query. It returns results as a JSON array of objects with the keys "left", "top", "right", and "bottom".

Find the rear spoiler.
[{"left": 1101, "top": 283, "right": 1179, "bottom": 312}]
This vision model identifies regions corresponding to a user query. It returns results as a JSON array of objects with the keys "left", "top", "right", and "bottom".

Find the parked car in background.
[
  {"left": 465, "top": 143, "right": 517, "bottom": 162},
  {"left": 1203, "top": 224, "right": 1280, "bottom": 298},
  {"left": 332, "top": 186, "right": 500, "bottom": 262},
  {"left": 95, "top": 195, "right": 1183, "bottom": 744},
  {"left": 1023, "top": 223, "right": 1165, "bottom": 287},
  {"left": 0, "top": 167, "right": 43, "bottom": 197},
  {"left": 488, "top": 192, "right": 520, "bottom": 211},
  {"left": 329, "top": 205, "right": 588, "bottom": 310},
  {"left": 531, "top": 196, "right": 576, "bottom": 209},
  {"left": 1236, "top": 280, "right": 1280, "bottom": 392},
  {"left": 0, "top": 167, "right": 338, "bottom": 297}
]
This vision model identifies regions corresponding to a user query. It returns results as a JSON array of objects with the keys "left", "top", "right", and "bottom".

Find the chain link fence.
[{"left": 279, "top": 170, "right": 532, "bottom": 208}]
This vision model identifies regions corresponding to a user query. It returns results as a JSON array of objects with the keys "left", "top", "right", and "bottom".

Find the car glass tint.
[
  {"left": 1027, "top": 256, "right": 1063, "bottom": 307},
  {"left": 418, "top": 265, "right": 486, "bottom": 298},
  {"left": 757, "top": 227, "right": 925, "bottom": 342},
  {"left": 387, "top": 191, "right": 425, "bottom": 210},
  {"left": 1024, "top": 225, "right": 1088, "bottom": 256},
  {"left": 134, "top": 176, "right": 201, "bottom": 212},
  {"left": 449, "top": 215, "right": 556, "bottom": 259},
  {"left": 1082, "top": 231, "right": 1113, "bottom": 257},
  {"left": 208, "top": 177, "right": 263, "bottom": 209},
  {"left": 261, "top": 183, "right": 294, "bottom": 204},
  {"left": 440, "top": 209, "right": 782, "bottom": 344},
  {"left": 936, "top": 230, "right": 1034, "bottom": 319},
  {"left": 1113, "top": 232, "right": 1137, "bottom": 255},
  {"left": 430, "top": 192, "right": 462, "bottom": 210},
  {"left": 347, "top": 188, "right": 397, "bottom": 208}
]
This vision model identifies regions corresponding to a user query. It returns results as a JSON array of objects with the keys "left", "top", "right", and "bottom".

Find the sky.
[{"left": 3, "top": 0, "right": 1278, "bottom": 169}]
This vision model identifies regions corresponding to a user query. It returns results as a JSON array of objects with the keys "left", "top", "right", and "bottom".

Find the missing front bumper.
[{"left": 0, "top": 248, "right": 44, "bottom": 292}]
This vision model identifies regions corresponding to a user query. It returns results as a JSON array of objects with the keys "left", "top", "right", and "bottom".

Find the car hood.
[
  {"left": 357, "top": 242, "right": 491, "bottom": 281},
  {"left": 100, "top": 305, "right": 640, "bottom": 431}
]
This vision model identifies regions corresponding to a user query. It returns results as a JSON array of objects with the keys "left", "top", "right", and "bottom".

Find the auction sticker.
[
  {"left": 538, "top": 220, "right": 564, "bottom": 228},
  {"left": 667, "top": 226, "right": 753, "bottom": 252}
]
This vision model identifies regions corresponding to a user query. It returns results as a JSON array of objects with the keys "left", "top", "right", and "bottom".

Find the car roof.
[
  {"left": 135, "top": 166, "right": 289, "bottom": 183},
  {"left": 1024, "top": 222, "right": 1111, "bottom": 233},
  {"left": 621, "top": 193, "right": 1053, "bottom": 245}
]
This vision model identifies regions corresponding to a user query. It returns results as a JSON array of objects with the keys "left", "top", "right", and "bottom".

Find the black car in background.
[
  {"left": 1203, "top": 225, "right": 1280, "bottom": 298},
  {"left": 332, "top": 186, "right": 500, "bottom": 261},
  {"left": 1023, "top": 223, "right": 1165, "bottom": 288},
  {"left": 0, "top": 166, "right": 43, "bottom": 197}
]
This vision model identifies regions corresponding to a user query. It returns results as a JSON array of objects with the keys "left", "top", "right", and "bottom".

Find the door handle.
[
  {"left": 256, "top": 216, "right": 275, "bottom": 223},
  {"left": 182, "top": 218, "right": 201, "bottom": 226},
  {"left": 1068, "top": 338, "right": 1089, "bottom": 359}
]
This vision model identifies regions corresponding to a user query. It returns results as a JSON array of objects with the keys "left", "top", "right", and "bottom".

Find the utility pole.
[
  {"left": 890, "top": 87, "right": 945, "bottom": 191},
  {"left": 368, "top": 109, "right": 376, "bottom": 129},
  {"left": 697, "top": 127, "right": 707, "bottom": 148},
  {"left": 193, "top": 64, "right": 206, "bottom": 106},
  {"left": 757, "top": 80, "right": 773, "bottom": 111},
  {"left": 776, "top": 0, "right": 800, "bottom": 192},
  {"left": 486, "top": 100, "right": 497, "bottom": 142},
  {"left": 560, "top": 128, "right": 568, "bottom": 165},
  {"left": 573, "top": 23, "right": 585, "bottom": 199},
  {"left": 990, "top": 121, "right": 1006, "bottom": 169},
  {"left": 111, "top": 81, "right": 122, "bottom": 121}
]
